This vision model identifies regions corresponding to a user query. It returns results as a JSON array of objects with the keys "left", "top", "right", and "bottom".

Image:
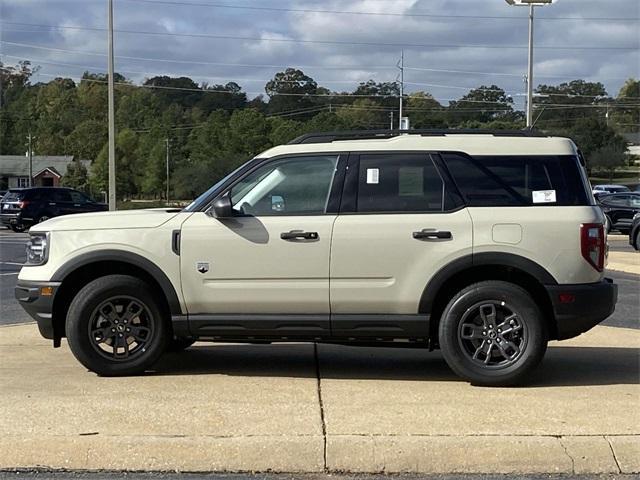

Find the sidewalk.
[{"left": 0, "top": 323, "right": 638, "bottom": 474}]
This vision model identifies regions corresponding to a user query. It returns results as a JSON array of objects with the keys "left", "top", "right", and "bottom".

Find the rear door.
[{"left": 329, "top": 152, "right": 472, "bottom": 338}]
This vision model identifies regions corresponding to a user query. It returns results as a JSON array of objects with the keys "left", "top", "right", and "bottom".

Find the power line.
[
  {"left": 0, "top": 41, "right": 395, "bottom": 70},
  {"left": 120, "top": 0, "right": 640, "bottom": 22},
  {"left": 1, "top": 25, "right": 637, "bottom": 51}
]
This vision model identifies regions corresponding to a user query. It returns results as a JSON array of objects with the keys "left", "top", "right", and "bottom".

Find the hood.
[{"left": 30, "top": 209, "right": 183, "bottom": 232}]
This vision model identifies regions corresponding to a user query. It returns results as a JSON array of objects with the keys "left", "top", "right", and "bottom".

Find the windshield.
[{"left": 183, "top": 161, "right": 254, "bottom": 212}]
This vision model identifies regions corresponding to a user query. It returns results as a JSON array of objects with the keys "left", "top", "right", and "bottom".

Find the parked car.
[
  {"left": 630, "top": 213, "right": 640, "bottom": 250},
  {"left": 16, "top": 130, "right": 617, "bottom": 386},
  {"left": 597, "top": 192, "right": 640, "bottom": 234},
  {"left": 592, "top": 184, "right": 630, "bottom": 196},
  {"left": 0, "top": 187, "right": 107, "bottom": 232}
]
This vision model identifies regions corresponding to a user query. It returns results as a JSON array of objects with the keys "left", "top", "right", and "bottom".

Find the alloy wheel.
[
  {"left": 457, "top": 301, "right": 528, "bottom": 369},
  {"left": 88, "top": 296, "right": 155, "bottom": 361}
]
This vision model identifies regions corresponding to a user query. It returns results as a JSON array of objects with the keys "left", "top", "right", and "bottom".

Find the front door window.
[{"left": 229, "top": 156, "right": 338, "bottom": 216}]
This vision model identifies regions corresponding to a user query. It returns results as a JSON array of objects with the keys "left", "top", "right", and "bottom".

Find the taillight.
[
  {"left": 580, "top": 223, "right": 605, "bottom": 272},
  {"left": 17, "top": 200, "right": 29, "bottom": 209}
]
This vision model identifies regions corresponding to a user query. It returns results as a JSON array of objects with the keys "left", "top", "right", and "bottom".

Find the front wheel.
[
  {"left": 66, "top": 275, "right": 169, "bottom": 376},
  {"left": 438, "top": 281, "right": 548, "bottom": 387}
]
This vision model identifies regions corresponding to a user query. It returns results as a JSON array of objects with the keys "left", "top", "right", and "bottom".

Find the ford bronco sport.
[{"left": 16, "top": 130, "right": 617, "bottom": 386}]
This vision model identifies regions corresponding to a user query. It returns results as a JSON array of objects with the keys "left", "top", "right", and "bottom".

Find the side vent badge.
[{"left": 196, "top": 262, "right": 209, "bottom": 274}]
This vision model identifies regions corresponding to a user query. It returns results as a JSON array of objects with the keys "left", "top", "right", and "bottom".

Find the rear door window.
[
  {"left": 356, "top": 154, "right": 445, "bottom": 213},
  {"left": 442, "top": 154, "right": 589, "bottom": 206},
  {"left": 53, "top": 190, "right": 72, "bottom": 203}
]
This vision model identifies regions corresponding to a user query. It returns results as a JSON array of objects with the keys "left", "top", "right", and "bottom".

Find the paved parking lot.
[{"left": 0, "top": 228, "right": 638, "bottom": 474}]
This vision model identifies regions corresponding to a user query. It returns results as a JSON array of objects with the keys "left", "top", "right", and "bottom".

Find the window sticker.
[
  {"left": 532, "top": 190, "right": 557, "bottom": 203},
  {"left": 366, "top": 168, "right": 379, "bottom": 184}
]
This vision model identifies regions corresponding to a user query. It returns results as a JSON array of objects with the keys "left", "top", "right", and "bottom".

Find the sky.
[{"left": 0, "top": 0, "right": 639, "bottom": 110}]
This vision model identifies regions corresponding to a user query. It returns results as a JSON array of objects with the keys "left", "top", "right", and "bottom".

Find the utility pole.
[
  {"left": 27, "top": 132, "right": 33, "bottom": 187},
  {"left": 165, "top": 137, "right": 170, "bottom": 204},
  {"left": 107, "top": 0, "right": 116, "bottom": 210}
]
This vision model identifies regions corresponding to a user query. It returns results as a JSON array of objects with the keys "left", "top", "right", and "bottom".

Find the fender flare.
[
  {"left": 419, "top": 252, "right": 558, "bottom": 314},
  {"left": 51, "top": 249, "right": 182, "bottom": 314}
]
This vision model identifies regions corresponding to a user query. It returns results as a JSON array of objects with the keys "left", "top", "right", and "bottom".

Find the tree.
[
  {"left": 448, "top": 85, "right": 514, "bottom": 124},
  {"left": 336, "top": 99, "right": 386, "bottom": 129},
  {"left": 265, "top": 68, "right": 318, "bottom": 115},
  {"left": 405, "top": 92, "right": 446, "bottom": 128},
  {"left": 611, "top": 78, "right": 640, "bottom": 132},
  {"left": 61, "top": 161, "right": 89, "bottom": 191},
  {"left": 590, "top": 146, "right": 628, "bottom": 181}
]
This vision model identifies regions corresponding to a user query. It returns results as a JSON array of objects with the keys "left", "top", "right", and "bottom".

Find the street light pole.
[
  {"left": 526, "top": 3, "right": 535, "bottom": 128},
  {"left": 107, "top": 0, "right": 116, "bottom": 210},
  {"left": 505, "top": 0, "right": 557, "bottom": 129}
]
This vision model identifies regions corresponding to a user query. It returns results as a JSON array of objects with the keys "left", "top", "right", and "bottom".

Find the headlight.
[{"left": 25, "top": 232, "right": 49, "bottom": 266}]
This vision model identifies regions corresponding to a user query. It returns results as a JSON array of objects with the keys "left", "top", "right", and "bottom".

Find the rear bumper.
[
  {"left": 546, "top": 278, "right": 618, "bottom": 340},
  {"left": 15, "top": 280, "right": 61, "bottom": 340}
]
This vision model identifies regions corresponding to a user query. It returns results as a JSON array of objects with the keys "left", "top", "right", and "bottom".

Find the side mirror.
[{"left": 211, "top": 193, "right": 234, "bottom": 218}]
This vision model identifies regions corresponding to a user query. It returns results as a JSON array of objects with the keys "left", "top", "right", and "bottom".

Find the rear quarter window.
[{"left": 442, "top": 153, "right": 590, "bottom": 207}]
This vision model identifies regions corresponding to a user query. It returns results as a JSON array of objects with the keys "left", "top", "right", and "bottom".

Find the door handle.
[
  {"left": 413, "top": 229, "right": 452, "bottom": 240},
  {"left": 280, "top": 230, "right": 319, "bottom": 241},
  {"left": 49, "top": 202, "right": 56, "bottom": 206}
]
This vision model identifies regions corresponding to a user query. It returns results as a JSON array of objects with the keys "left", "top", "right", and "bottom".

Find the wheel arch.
[
  {"left": 51, "top": 250, "right": 182, "bottom": 340},
  {"left": 420, "top": 253, "right": 559, "bottom": 343}
]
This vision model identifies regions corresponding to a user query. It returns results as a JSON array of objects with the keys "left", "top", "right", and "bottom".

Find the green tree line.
[{"left": 1, "top": 61, "right": 637, "bottom": 200}]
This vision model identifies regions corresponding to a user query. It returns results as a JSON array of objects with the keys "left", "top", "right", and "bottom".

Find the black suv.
[
  {"left": 598, "top": 192, "right": 640, "bottom": 234},
  {"left": 0, "top": 187, "right": 107, "bottom": 232}
]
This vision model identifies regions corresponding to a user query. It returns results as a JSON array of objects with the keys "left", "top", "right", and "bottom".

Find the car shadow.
[{"left": 150, "top": 343, "right": 639, "bottom": 387}]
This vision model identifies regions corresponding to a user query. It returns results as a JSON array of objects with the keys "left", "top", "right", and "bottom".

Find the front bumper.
[
  {"left": 546, "top": 278, "right": 618, "bottom": 340},
  {"left": 15, "top": 281, "right": 61, "bottom": 340},
  {"left": 0, "top": 213, "right": 19, "bottom": 226}
]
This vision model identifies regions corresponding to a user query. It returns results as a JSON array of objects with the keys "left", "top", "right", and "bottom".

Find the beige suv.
[{"left": 16, "top": 130, "right": 617, "bottom": 386}]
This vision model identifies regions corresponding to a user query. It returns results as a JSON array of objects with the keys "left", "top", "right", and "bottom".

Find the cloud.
[{"left": 0, "top": 0, "right": 637, "bottom": 106}]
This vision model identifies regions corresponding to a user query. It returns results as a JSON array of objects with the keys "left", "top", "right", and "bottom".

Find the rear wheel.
[
  {"left": 634, "top": 230, "right": 640, "bottom": 251},
  {"left": 10, "top": 224, "right": 26, "bottom": 233},
  {"left": 438, "top": 281, "right": 548, "bottom": 387},
  {"left": 37, "top": 215, "right": 51, "bottom": 223},
  {"left": 66, "top": 275, "right": 169, "bottom": 376}
]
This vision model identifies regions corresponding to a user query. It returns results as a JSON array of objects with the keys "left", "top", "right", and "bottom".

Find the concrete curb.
[{"left": 0, "top": 434, "right": 637, "bottom": 474}]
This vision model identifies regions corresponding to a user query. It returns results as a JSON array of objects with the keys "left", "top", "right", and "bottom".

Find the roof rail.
[{"left": 287, "top": 128, "right": 547, "bottom": 144}]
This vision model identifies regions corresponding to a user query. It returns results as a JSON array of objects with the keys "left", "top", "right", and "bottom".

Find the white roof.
[{"left": 260, "top": 134, "right": 577, "bottom": 158}]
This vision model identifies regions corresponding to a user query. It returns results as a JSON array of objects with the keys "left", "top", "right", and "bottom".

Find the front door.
[
  {"left": 329, "top": 152, "right": 473, "bottom": 338},
  {"left": 180, "top": 154, "right": 343, "bottom": 338}
]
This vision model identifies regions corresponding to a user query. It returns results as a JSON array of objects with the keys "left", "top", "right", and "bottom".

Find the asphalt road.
[{"left": 0, "top": 229, "right": 638, "bottom": 329}]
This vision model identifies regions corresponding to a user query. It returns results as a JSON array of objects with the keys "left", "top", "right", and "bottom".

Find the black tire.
[
  {"left": 438, "top": 281, "right": 548, "bottom": 387},
  {"left": 10, "top": 224, "right": 26, "bottom": 233},
  {"left": 634, "top": 230, "right": 640, "bottom": 251},
  {"left": 66, "top": 274, "right": 169, "bottom": 376},
  {"left": 605, "top": 215, "right": 612, "bottom": 234},
  {"left": 166, "top": 337, "right": 196, "bottom": 352},
  {"left": 37, "top": 214, "right": 51, "bottom": 224}
]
